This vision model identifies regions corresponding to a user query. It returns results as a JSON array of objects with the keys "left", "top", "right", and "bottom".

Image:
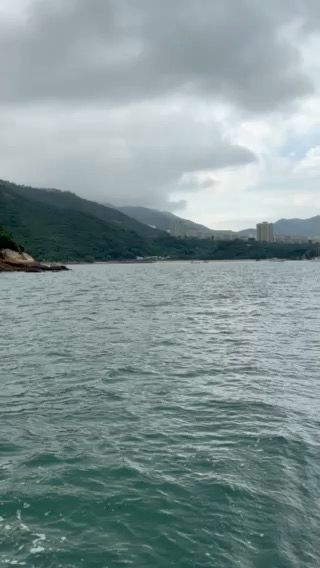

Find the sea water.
[{"left": 1, "top": 261, "right": 320, "bottom": 567}]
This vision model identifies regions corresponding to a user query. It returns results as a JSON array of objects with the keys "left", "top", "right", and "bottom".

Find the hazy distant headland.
[{"left": 0, "top": 179, "right": 319, "bottom": 264}]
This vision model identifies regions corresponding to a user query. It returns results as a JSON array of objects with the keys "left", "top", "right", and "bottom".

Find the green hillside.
[
  {"left": 0, "top": 180, "right": 162, "bottom": 240},
  {"left": 154, "top": 234, "right": 318, "bottom": 261},
  {"left": 1, "top": 179, "right": 318, "bottom": 263},
  {"left": 0, "top": 226, "right": 20, "bottom": 252},
  {"left": 0, "top": 184, "right": 154, "bottom": 261}
]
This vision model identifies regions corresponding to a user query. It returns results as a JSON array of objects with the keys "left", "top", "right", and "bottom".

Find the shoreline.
[{"left": 66, "top": 258, "right": 290, "bottom": 266}]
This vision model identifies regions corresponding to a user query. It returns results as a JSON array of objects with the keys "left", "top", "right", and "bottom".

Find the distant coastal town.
[
  {"left": 213, "top": 222, "right": 320, "bottom": 245},
  {"left": 254, "top": 221, "right": 320, "bottom": 245}
]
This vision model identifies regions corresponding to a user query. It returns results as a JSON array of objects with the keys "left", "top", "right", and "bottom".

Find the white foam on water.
[
  {"left": 30, "top": 532, "right": 46, "bottom": 554},
  {"left": 30, "top": 546, "right": 45, "bottom": 554},
  {"left": 16, "top": 510, "right": 30, "bottom": 532},
  {"left": 34, "top": 533, "right": 46, "bottom": 541},
  {"left": 1, "top": 560, "right": 26, "bottom": 566}
]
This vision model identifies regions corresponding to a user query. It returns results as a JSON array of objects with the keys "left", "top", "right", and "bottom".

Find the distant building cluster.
[
  {"left": 255, "top": 221, "right": 320, "bottom": 244},
  {"left": 212, "top": 231, "right": 235, "bottom": 241},
  {"left": 256, "top": 222, "right": 274, "bottom": 242}
]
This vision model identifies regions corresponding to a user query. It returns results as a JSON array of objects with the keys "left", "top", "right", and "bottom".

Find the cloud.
[
  {"left": 0, "top": 0, "right": 314, "bottom": 111},
  {"left": 0, "top": 103, "right": 255, "bottom": 208},
  {"left": 0, "top": 0, "right": 320, "bottom": 226}
]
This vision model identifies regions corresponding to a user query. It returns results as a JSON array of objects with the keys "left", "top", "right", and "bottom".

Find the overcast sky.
[{"left": 1, "top": 0, "right": 320, "bottom": 229}]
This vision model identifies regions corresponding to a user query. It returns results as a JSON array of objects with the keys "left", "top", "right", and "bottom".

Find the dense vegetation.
[
  {"left": 0, "top": 184, "right": 156, "bottom": 261},
  {"left": 0, "top": 179, "right": 318, "bottom": 262},
  {"left": 0, "top": 179, "right": 161, "bottom": 239},
  {"left": 0, "top": 226, "right": 20, "bottom": 252},
  {"left": 154, "top": 235, "right": 318, "bottom": 261}
]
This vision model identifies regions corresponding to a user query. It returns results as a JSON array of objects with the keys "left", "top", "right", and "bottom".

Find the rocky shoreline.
[{"left": 0, "top": 248, "right": 68, "bottom": 272}]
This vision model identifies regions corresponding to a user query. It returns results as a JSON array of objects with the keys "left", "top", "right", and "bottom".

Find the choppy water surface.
[{"left": 1, "top": 261, "right": 320, "bottom": 568}]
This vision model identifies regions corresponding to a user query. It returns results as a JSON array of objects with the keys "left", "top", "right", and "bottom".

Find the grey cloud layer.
[
  {"left": 0, "top": 105, "right": 255, "bottom": 207},
  {"left": 0, "top": 0, "right": 320, "bottom": 212},
  {"left": 0, "top": 0, "right": 316, "bottom": 110}
]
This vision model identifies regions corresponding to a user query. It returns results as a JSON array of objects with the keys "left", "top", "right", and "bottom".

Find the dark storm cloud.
[{"left": 0, "top": 0, "right": 316, "bottom": 111}]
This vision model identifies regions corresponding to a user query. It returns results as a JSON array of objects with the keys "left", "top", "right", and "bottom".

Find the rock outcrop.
[{"left": 0, "top": 248, "right": 68, "bottom": 272}]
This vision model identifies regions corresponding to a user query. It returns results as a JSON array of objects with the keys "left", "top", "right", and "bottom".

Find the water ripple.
[{"left": 1, "top": 261, "right": 320, "bottom": 567}]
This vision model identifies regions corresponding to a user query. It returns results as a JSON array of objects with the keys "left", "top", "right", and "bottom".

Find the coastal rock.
[
  {"left": 1, "top": 249, "right": 36, "bottom": 265},
  {"left": 0, "top": 248, "right": 68, "bottom": 272}
]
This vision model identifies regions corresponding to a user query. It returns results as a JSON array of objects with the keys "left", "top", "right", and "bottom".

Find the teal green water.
[{"left": 1, "top": 261, "right": 320, "bottom": 567}]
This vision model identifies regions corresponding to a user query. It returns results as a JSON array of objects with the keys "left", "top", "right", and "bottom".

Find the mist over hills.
[
  {"left": 119, "top": 206, "right": 215, "bottom": 238},
  {"left": 118, "top": 206, "right": 235, "bottom": 239}
]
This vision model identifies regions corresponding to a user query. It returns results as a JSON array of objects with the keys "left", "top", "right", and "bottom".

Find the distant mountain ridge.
[
  {"left": 118, "top": 206, "right": 235, "bottom": 239},
  {"left": 239, "top": 216, "right": 320, "bottom": 238},
  {"left": 4, "top": 179, "right": 318, "bottom": 241},
  {"left": 118, "top": 205, "right": 320, "bottom": 239},
  {"left": 0, "top": 179, "right": 318, "bottom": 261},
  {"left": 0, "top": 179, "right": 162, "bottom": 240},
  {"left": 275, "top": 216, "right": 320, "bottom": 237}
]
